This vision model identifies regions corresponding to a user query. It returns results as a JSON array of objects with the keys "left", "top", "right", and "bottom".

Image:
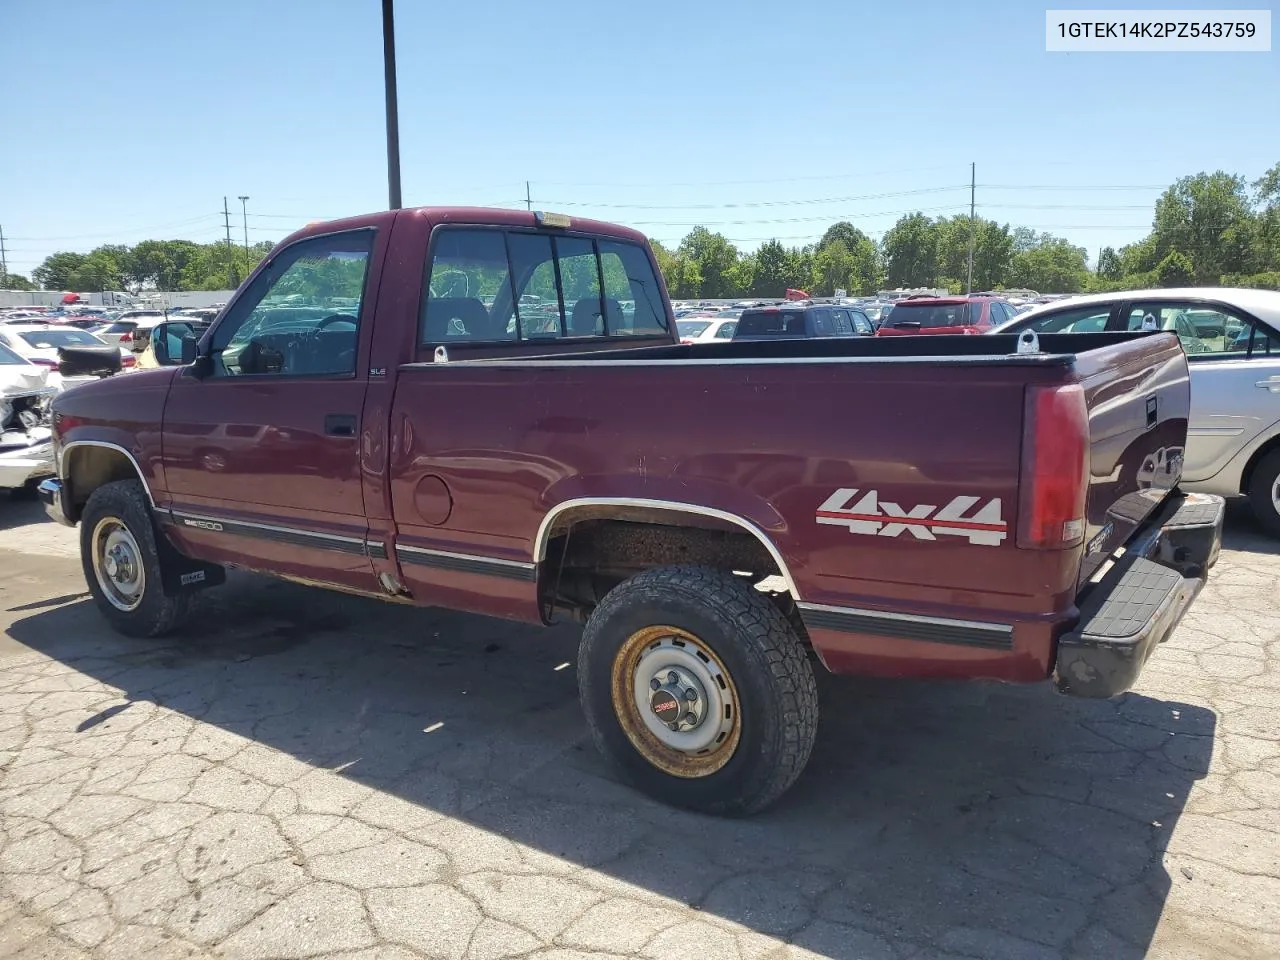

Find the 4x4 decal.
[{"left": 817, "top": 488, "right": 1007, "bottom": 546}]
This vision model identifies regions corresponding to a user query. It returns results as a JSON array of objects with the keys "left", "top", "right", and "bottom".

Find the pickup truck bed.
[{"left": 39, "top": 207, "right": 1223, "bottom": 815}]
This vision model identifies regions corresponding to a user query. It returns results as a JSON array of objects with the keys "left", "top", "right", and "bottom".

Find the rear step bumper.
[{"left": 1054, "top": 491, "right": 1225, "bottom": 699}]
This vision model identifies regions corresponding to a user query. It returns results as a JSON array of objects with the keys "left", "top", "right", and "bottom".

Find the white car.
[
  {"left": 677, "top": 317, "right": 739, "bottom": 343},
  {"left": 0, "top": 341, "right": 57, "bottom": 491},
  {"left": 0, "top": 324, "right": 136, "bottom": 385},
  {"left": 95, "top": 310, "right": 169, "bottom": 348},
  {"left": 993, "top": 288, "right": 1280, "bottom": 533}
]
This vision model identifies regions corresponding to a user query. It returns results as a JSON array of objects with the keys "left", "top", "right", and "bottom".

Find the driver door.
[{"left": 160, "top": 228, "right": 381, "bottom": 593}]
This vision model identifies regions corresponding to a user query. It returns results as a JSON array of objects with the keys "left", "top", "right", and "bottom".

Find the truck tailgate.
[{"left": 1069, "top": 331, "right": 1190, "bottom": 587}]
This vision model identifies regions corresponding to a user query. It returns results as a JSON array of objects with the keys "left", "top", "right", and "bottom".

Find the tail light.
[
  {"left": 121, "top": 354, "right": 136, "bottom": 368},
  {"left": 1018, "top": 382, "right": 1089, "bottom": 549},
  {"left": 119, "top": 331, "right": 133, "bottom": 343}
]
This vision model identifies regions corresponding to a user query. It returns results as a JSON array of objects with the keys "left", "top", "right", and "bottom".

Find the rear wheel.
[
  {"left": 80, "top": 479, "right": 190, "bottom": 637},
  {"left": 1247, "top": 448, "right": 1280, "bottom": 538},
  {"left": 578, "top": 565, "right": 818, "bottom": 816}
]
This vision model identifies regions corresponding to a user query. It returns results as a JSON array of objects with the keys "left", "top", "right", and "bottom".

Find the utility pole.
[
  {"left": 0, "top": 223, "right": 7, "bottom": 284},
  {"left": 965, "top": 161, "right": 976, "bottom": 294},
  {"left": 238, "top": 196, "right": 251, "bottom": 272},
  {"left": 525, "top": 181, "right": 532, "bottom": 211},
  {"left": 382, "top": 0, "right": 402, "bottom": 209},
  {"left": 223, "top": 197, "right": 235, "bottom": 289}
]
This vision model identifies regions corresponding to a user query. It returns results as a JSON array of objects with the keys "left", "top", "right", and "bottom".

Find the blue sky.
[{"left": 2, "top": 0, "right": 1277, "bottom": 277}]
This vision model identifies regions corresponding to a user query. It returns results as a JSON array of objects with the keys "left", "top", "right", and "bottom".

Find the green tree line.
[
  {"left": 654, "top": 162, "right": 1280, "bottom": 298},
  {"left": 15, "top": 238, "right": 277, "bottom": 293}
]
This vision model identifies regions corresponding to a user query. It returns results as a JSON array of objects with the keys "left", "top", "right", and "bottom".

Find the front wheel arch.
[{"left": 61, "top": 441, "right": 155, "bottom": 523}]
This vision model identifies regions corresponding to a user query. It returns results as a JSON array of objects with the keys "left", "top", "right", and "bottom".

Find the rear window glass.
[
  {"left": 102, "top": 321, "right": 138, "bottom": 334},
  {"left": 421, "top": 229, "right": 667, "bottom": 345},
  {"left": 736, "top": 310, "right": 807, "bottom": 337},
  {"left": 677, "top": 321, "right": 711, "bottom": 338},
  {"left": 888, "top": 302, "right": 973, "bottom": 328},
  {"left": 19, "top": 329, "right": 104, "bottom": 348}
]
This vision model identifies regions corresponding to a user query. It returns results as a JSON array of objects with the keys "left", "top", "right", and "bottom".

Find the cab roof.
[{"left": 279, "top": 207, "right": 651, "bottom": 249}]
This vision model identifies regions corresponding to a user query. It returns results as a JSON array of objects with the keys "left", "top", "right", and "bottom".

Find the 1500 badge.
[{"left": 817, "top": 488, "right": 1007, "bottom": 546}]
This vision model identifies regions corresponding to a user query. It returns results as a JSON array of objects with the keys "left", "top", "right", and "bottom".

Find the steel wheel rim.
[
  {"left": 611, "top": 625, "right": 741, "bottom": 778},
  {"left": 1272, "top": 476, "right": 1280, "bottom": 515},
  {"left": 91, "top": 517, "right": 145, "bottom": 612}
]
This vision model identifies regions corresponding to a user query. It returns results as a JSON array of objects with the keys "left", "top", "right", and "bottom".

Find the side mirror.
[
  {"left": 151, "top": 324, "right": 174, "bottom": 365},
  {"left": 152, "top": 322, "right": 203, "bottom": 368}
]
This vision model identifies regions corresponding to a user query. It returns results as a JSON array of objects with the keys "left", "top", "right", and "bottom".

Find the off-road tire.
[
  {"left": 80, "top": 479, "right": 190, "bottom": 638},
  {"left": 1247, "top": 448, "right": 1280, "bottom": 538},
  {"left": 578, "top": 564, "right": 819, "bottom": 816}
]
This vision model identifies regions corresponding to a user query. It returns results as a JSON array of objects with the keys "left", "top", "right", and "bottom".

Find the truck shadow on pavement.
[{"left": 6, "top": 549, "right": 1230, "bottom": 958}]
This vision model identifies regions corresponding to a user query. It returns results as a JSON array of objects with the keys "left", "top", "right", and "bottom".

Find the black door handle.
[{"left": 324, "top": 413, "right": 357, "bottom": 437}]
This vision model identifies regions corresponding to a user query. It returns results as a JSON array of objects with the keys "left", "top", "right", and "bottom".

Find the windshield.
[
  {"left": 19, "top": 329, "right": 106, "bottom": 349},
  {"left": 735, "top": 310, "right": 808, "bottom": 336},
  {"left": 0, "top": 342, "right": 30, "bottom": 365},
  {"left": 677, "top": 321, "right": 712, "bottom": 338},
  {"left": 888, "top": 302, "right": 973, "bottom": 328}
]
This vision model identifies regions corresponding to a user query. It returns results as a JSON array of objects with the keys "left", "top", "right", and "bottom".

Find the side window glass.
[
  {"left": 1026, "top": 305, "right": 1110, "bottom": 333},
  {"left": 850, "top": 311, "right": 873, "bottom": 335},
  {"left": 508, "top": 233, "right": 562, "bottom": 338},
  {"left": 599, "top": 241, "right": 667, "bottom": 336},
  {"left": 211, "top": 230, "right": 372, "bottom": 377},
  {"left": 1243, "top": 324, "right": 1280, "bottom": 355},
  {"left": 557, "top": 237, "right": 605, "bottom": 336},
  {"left": 1127, "top": 304, "right": 1245, "bottom": 356},
  {"left": 812, "top": 310, "right": 833, "bottom": 336},
  {"left": 421, "top": 229, "right": 516, "bottom": 344},
  {"left": 831, "top": 309, "right": 855, "bottom": 335},
  {"left": 714, "top": 321, "right": 736, "bottom": 339}
]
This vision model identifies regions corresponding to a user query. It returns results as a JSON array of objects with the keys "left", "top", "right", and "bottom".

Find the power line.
[
  {"left": 534, "top": 185, "right": 970, "bottom": 211},
  {"left": 980, "top": 184, "right": 1166, "bottom": 191},
  {"left": 978, "top": 203, "right": 1154, "bottom": 211},
  {"left": 534, "top": 163, "right": 968, "bottom": 189},
  {"left": 626, "top": 204, "right": 970, "bottom": 227}
]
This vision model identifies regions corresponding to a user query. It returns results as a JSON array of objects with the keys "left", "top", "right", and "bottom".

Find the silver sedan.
[{"left": 993, "top": 288, "right": 1280, "bottom": 534}]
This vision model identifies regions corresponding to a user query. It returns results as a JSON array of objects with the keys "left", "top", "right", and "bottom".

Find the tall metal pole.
[
  {"left": 223, "top": 197, "right": 235, "bottom": 288},
  {"left": 238, "top": 196, "right": 251, "bottom": 271},
  {"left": 526, "top": 181, "right": 531, "bottom": 211},
  {"left": 965, "top": 162, "right": 975, "bottom": 294},
  {"left": 0, "top": 223, "right": 7, "bottom": 284},
  {"left": 382, "top": 0, "right": 402, "bottom": 210}
]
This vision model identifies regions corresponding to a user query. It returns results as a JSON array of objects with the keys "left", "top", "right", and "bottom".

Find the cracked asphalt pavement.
[{"left": 1, "top": 498, "right": 1278, "bottom": 959}]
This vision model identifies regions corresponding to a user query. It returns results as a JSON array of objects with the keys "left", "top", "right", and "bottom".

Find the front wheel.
[
  {"left": 578, "top": 565, "right": 818, "bottom": 816},
  {"left": 80, "top": 479, "right": 190, "bottom": 638}
]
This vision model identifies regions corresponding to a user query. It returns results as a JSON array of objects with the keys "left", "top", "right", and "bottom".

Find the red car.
[{"left": 876, "top": 295, "right": 1018, "bottom": 336}]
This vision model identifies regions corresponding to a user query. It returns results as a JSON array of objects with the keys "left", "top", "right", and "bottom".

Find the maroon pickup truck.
[{"left": 39, "top": 207, "right": 1224, "bottom": 815}]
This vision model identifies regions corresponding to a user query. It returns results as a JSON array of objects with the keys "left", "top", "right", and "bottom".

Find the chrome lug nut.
[
  {"left": 667, "top": 671, "right": 679, "bottom": 685},
  {"left": 667, "top": 721, "right": 679, "bottom": 731},
  {"left": 684, "top": 713, "right": 697, "bottom": 725},
  {"left": 684, "top": 687, "right": 698, "bottom": 701},
  {"left": 650, "top": 678, "right": 661, "bottom": 691}
]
